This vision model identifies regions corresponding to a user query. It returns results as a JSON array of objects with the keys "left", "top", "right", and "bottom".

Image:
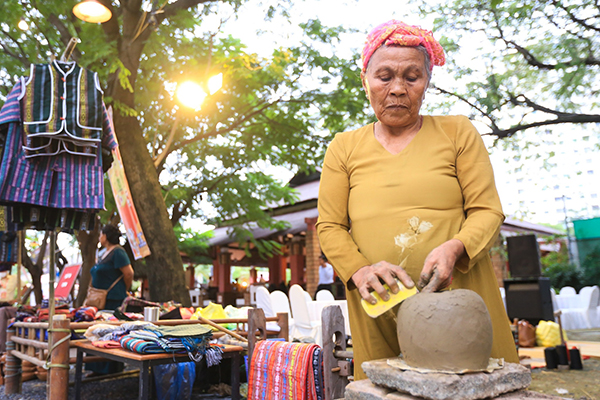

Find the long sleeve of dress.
[
  {"left": 317, "top": 134, "right": 372, "bottom": 285},
  {"left": 450, "top": 117, "right": 505, "bottom": 273}
]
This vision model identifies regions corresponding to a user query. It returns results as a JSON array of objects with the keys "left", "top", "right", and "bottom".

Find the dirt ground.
[
  {"left": 528, "top": 358, "right": 600, "bottom": 400},
  {"left": 527, "top": 329, "right": 600, "bottom": 400}
]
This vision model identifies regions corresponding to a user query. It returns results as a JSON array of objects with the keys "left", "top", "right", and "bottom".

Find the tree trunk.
[
  {"left": 75, "top": 216, "right": 101, "bottom": 307},
  {"left": 112, "top": 113, "right": 191, "bottom": 305},
  {"left": 102, "top": 9, "right": 191, "bottom": 306},
  {"left": 22, "top": 231, "right": 49, "bottom": 306}
]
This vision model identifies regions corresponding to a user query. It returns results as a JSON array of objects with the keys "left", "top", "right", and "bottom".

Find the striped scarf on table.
[
  {"left": 119, "top": 327, "right": 222, "bottom": 366},
  {"left": 247, "top": 341, "right": 324, "bottom": 400}
]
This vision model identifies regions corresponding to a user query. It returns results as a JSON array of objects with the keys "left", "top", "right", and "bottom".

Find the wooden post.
[
  {"left": 48, "top": 230, "right": 57, "bottom": 324},
  {"left": 289, "top": 238, "right": 305, "bottom": 286},
  {"left": 276, "top": 312, "right": 289, "bottom": 341},
  {"left": 304, "top": 217, "right": 319, "bottom": 297},
  {"left": 48, "top": 314, "right": 70, "bottom": 400},
  {"left": 4, "top": 328, "right": 22, "bottom": 394},
  {"left": 16, "top": 231, "right": 23, "bottom": 303},
  {"left": 322, "top": 305, "right": 350, "bottom": 400},
  {"left": 247, "top": 308, "right": 266, "bottom": 362}
]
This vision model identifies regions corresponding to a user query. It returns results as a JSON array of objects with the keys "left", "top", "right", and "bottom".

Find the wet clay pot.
[{"left": 397, "top": 289, "right": 493, "bottom": 372}]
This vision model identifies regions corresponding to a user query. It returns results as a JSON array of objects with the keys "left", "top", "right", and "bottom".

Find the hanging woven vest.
[{"left": 19, "top": 60, "right": 104, "bottom": 158}]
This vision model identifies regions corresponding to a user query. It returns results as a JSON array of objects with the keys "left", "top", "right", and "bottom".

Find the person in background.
[
  {"left": 316, "top": 20, "right": 518, "bottom": 380},
  {"left": 86, "top": 224, "right": 133, "bottom": 376},
  {"left": 91, "top": 224, "right": 134, "bottom": 310},
  {"left": 316, "top": 254, "right": 335, "bottom": 295}
]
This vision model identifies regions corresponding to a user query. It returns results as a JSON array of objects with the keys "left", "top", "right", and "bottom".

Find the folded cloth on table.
[
  {"left": 120, "top": 334, "right": 165, "bottom": 354},
  {"left": 120, "top": 325, "right": 219, "bottom": 364},
  {"left": 92, "top": 340, "right": 121, "bottom": 349},
  {"left": 36, "top": 308, "right": 73, "bottom": 321},
  {"left": 99, "top": 321, "right": 157, "bottom": 341},
  {"left": 74, "top": 306, "right": 97, "bottom": 322},
  {"left": 247, "top": 341, "right": 324, "bottom": 400}
]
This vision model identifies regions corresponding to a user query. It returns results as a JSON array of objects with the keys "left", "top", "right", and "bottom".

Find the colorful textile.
[
  {"left": 73, "top": 306, "right": 97, "bottom": 322},
  {"left": 361, "top": 20, "right": 445, "bottom": 74},
  {"left": 0, "top": 206, "right": 17, "bottom": 264},
  {"left": 119, "top": 328, "right": 218, "bottom": 364},
  {"left": 0, "top": 80, "right": 117, "bottom": 211},
  {"left": 247, "top": 340, "right": 323, "bottom": 400},
  {"left": 120, "top": 334, "right": 165, "bottom": 354},
  {"left": 92, "top": 340, "right": 121, "bottom": 349},
  {"left": 20, "top": 61, "right": 104, "bottom": 158}
]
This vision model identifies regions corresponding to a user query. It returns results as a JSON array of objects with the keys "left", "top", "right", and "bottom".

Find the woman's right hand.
[{"left": 351, "top": 261, "right": 415, "bottom": 305}]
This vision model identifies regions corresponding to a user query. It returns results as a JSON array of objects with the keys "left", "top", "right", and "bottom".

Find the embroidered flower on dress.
[{"left": 394, "top": 217, "right": 434, "bottom": 263}]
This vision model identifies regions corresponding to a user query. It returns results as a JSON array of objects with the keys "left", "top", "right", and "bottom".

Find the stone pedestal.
[
  {"left": 357, "top": 360, "right": 532, "bottom": 400},
  {"left": 345, "top": 379, "right": 567, "bottom": 400}
]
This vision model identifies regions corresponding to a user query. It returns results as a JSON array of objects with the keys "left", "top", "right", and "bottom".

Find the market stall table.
[{"left": 73, "top": 341, "right": 243, "bottom": 400}]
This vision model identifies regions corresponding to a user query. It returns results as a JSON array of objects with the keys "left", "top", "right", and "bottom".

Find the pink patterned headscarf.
[{"left": 361, "top": 20, "right": 445, "bottom": 75}]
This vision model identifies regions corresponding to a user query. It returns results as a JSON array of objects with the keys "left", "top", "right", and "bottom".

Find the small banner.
[
  {"left": 106, "top": 108, "right": 151, "bottom": 260},
  {"left": 54, "top": 264, "right": 82, "bottom": 299}
]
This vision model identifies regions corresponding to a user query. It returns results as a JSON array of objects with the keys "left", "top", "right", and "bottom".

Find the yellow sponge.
[{"left": 361, "top": 281, "right": 418, "bottom": 318}]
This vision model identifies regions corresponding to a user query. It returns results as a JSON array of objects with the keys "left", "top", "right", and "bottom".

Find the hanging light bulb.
[
  {"left": 17, "top": 19, "right": 29, "bottom": 31},
  {"left": 72, "top": 0, "right": 112, "bottom": 23}
]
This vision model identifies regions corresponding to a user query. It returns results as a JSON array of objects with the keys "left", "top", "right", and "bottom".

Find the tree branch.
[
  {"left": 0, "top": 31, "right": 31, "bottom": 67},
  {"left": 492, "top": 113, "right": 600, "bottom": 138},
  {"left": 160, "top": 0, "right": 217, "bottom": 20},
  {"left": 170, "top": 100, "right": 281, "bottom": 153},
  {"left": 47, "top": 14, "right": 82, "bottom": 61},
  {"left": 100, "top": 0, "right": 122, "bottom": 45},
  {"left": 432, "top": 85, "right": 501, "bottom": 132},
  {"left": 552, "top": 0, "right": 600, "bottom": 33},
  {"left": 508, "top": 93, "right": 572, "bottom": 117},
  {"left": 169, "top": 170, "right": 237, "bottom": 226},
  {"left": 0, "top": 40, "right": 30, "bottom": 68}
]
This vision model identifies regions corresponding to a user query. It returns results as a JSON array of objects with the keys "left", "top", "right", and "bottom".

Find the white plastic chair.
[
  {"left": 289, "top": 284, "right": 322, "bottom": 346},
  {"left": 561, "top": 286, "right": 600, "bottom": 329},
  {"left": 270, "top": 290, "right": 295, "bottom": 338},
  {"left": 304, "top": 291, "right": 313, "bottom": 304},
  {"left": 255, "top": 286, "right": 275, "bottom": 318},
  {"left": 559, "top": 286, "right": 576, "bottom": 296},
  {"left": 316, "top": 290, "right": 335, "bottom": 302}
]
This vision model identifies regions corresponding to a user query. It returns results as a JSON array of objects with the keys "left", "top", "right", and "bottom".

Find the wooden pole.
[
  {"left": 48, "top": 315, "right": 70, "bottom": 400},
  {"left": 4, "top": 328, "right": 22, "bottom": 394},
  {"left": 195, "top": 315, "right": 247, "bottom": 343},
  {"left": 48, "top": 230, "right": 56, "bottom": 326},
  {"left": 16, "top": 230, "right": 23, "bottom": 303}
]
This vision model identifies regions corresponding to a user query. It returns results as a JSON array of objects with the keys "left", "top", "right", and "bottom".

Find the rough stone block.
[
  {"left": 361, "top": 360, "right": 532, "bottom": 400},
  {"left": 345, "top": 379, "right": 568, "bottom": 400}
]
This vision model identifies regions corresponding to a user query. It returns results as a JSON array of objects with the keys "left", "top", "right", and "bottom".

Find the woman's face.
[
  {"left": 99, "top": 232, "right": 107, "bottom": 247},
  {"left": 362, "top": 46, "right": 429, "bottom": 130}
]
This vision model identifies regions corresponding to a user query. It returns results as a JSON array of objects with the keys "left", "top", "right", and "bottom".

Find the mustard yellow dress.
[{"left": 316, "top": 115, "right": 519, "bottom": 380}]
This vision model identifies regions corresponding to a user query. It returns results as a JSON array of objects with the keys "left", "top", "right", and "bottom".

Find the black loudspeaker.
[
  {"left": 507, "top": 234, "right": 542, "bottom": 278},
  {"left": 504, "top": 277, "right": 554, "bottom": 325}
]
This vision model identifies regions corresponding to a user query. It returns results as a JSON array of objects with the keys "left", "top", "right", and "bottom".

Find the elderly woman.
[{"left": 316, "top": 20, "right": 518, "bottom": 380}]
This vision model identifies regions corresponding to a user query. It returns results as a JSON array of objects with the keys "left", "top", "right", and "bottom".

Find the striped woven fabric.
[
  {"left": 247, "top": 341, "right": 324, "bottom": 400},
  {"left": 119, "top": 334, "right": 165, "bottom": 354}
]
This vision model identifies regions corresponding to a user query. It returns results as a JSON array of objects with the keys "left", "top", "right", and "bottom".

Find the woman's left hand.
[{"left": 418, "top": 239, "right": 465, "bottom": 293}]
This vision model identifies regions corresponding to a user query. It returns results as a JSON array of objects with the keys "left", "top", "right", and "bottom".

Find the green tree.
[
  {"left": 581, "top": 246, "right": 600, "bottom": 287},
  {"left": 419, "top": 0, "right": 600, "bottom": 139},
  {"left": 1, "top": 2, "right": 369, "bottom": 304},
  {"left": 541, "top": 247, "right": 583, "bottom": 291}
]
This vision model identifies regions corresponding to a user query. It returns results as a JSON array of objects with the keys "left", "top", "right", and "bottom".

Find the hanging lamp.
[{"left": 72, "top": 0, "right": 112, "bottom": 23}]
